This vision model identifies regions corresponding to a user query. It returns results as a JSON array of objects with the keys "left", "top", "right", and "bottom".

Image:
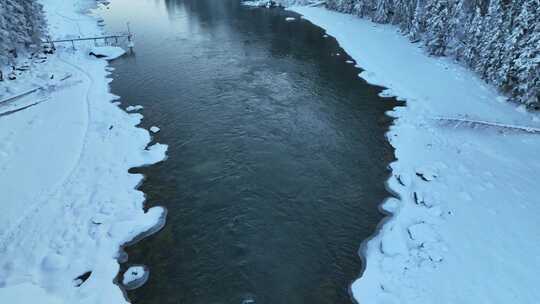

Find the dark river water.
[{"left": 100, "top": 0, "right": 395, "bottom": 303}]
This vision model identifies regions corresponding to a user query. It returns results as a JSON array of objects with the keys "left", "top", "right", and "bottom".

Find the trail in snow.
[{"left": 0, "top": 50, "right": 92, "bottom": 252}]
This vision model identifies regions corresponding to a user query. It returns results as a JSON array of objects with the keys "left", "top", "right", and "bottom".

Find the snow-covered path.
[
  {"left": 0, "top": 0, "right": 167, "bottom": 303},
  {"left": 289, "top": 6, "right": 540, "bottom": 304}
]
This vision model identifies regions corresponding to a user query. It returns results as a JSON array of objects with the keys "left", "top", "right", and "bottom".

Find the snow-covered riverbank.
[
  {"left": 0, "top": 0, "right": 167, "bottom": 303},
  {"left": 288, "top": 6, "right": 540, "bottom": 304}
]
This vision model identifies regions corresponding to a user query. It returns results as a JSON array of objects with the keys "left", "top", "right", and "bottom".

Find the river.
[{"left": 100, "top": 0, "right": 396, "bottom": 303}]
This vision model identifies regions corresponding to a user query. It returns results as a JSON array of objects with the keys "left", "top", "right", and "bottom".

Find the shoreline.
[
  {"left": 0, "top": 0, "right": 167, "bottom": 302},
  {"left": 289, "top": 6, "right": 540, "bottom": 304}
]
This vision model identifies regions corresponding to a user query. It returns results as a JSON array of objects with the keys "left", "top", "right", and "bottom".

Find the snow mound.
[
  {"left": 126, "top": 105, "right": 144, "bottom": 112},
  {"left": 89, "top": 46, "right": 126, "bottom": 61},
  {"left": 122, "top": 265, "right": 149, "bottom": 290},
  {"left": 285, "top": 17, "right": 296, "bottom": 21},
  {"left": 150, "top": 126, "right": 160, "bottom": 133}
]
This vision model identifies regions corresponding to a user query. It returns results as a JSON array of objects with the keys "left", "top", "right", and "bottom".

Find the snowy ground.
[
  {"left": 287, "top": 6, "right": 540, "bottom": 304},
  {"left": 0, "top": 0, "right": 167, "bottom": 303}
]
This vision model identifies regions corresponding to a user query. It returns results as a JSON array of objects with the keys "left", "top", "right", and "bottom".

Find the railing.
[{"left": 43, "top": 23, "right": 134, "bottom": 49}]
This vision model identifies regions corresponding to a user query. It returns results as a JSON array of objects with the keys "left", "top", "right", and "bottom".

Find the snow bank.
[
  {"left": 0, "top": 0, "right": 167, "bottom": 303},
  {"left": 289, "top": 6, "right": 540, "bottom": 304}
]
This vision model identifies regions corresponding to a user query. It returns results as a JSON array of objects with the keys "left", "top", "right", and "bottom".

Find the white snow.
[
  {"left": 126, "top": 105, "right": 144, "bottom": 112},
  {"left": 289, "top": 6, "right": 540, "bottom": 304},
  {"left": 150, "top": 126, "right": 160, "bottom": 133},
  {"left": 0, "top": 282, "right": 63, "bottom": 304},
  {"left": 0, "top": 0, "right": 167, "bottom": 303},
  {"left": 285, "top": 17, "right": 296, "bottom": 22},
  {"left": 89, "top": 46, "right": 126, "bottom": 61}
]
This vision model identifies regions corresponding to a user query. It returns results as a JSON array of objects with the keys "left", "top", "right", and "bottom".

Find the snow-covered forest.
[
  {"left": 281, "top": 0, "right": 539, "bottom": 108},
  {"left": 0, "top": 0, "right": 46, "bottom": 65}
]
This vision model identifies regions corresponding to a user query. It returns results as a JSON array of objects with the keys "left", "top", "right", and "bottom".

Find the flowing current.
[{"left": 101, "top": 0, "right": 396, "bottom": 303}]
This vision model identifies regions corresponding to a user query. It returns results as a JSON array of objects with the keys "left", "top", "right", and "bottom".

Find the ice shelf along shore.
[
  {"left": 288, "top": 6, "right": 540, "bottom": 304},
  {"left": 0, "top": 0, "right": 167, "bottom": 303}
]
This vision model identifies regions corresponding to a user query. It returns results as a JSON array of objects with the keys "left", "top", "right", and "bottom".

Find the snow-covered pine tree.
[
  {"left": 509, "top": 0, "right": 539, "bottom": 107},
  {"left": 0, "top": 0, "right": 46, "bottom": 65},
  {"left": 409, "top": 0, "right": 425, "bottom": 42},
  {"left": 373, "top": 0, "right": 393, "bottom": 23},
  {"left": 392, "top": 0, "right": 416, "bottom": 32},
  {"left": 353, "top": 0, "right": 377, "bottom": 18},
  {"left": 327, "top": 0, "right": 358, "bottom": 13},
  {"left": 459, "top": 6, "right": 483, "bottom": 68},
  {"left": 476, "top": 0, "right": 508, "bottom": 82},
  {"left": 423, "top": 0, "right": 453, "bottom": 56}
]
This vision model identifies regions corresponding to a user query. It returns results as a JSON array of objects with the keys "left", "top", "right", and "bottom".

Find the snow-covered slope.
[
  {"left": 289, "top": 6, "right": 540, "bottom": 304},
  {"left": 0, "top": 0, "right": 167, "bottom": 303}
]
